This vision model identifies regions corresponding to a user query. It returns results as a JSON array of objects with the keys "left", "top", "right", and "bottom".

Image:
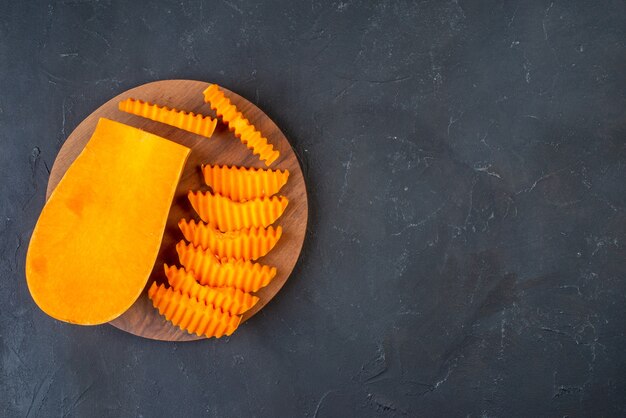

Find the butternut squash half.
[{"left": 26, "top": 118, "right": 190, "bottom": 325}]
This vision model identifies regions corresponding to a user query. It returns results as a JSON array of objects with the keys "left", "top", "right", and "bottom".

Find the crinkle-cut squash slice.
[
  {"left": 148, "top": 283, "right": 240, "bottom": 338},
  {"left": 176, "top": 241, "right": 276, "bottom": 292},
  {"left": 179, "top": 218, "right": 282, "bottom": 260},
  {"left": 26, "top": 118, "right": 190, "bottom": 325},
  {"left": 119, "top": 98, "right": 217, "bottom": 138},
  {"left": 164, "top": 264, "right": 258, "bottom": 315},
  {"left": 203, "top": 84, "right": 279, "bottom": 166},
  {"left": 188, "top": 191, "right": 288, "bottom": 232},
  {"left": 202, "top": 164, "right": 289, "bottom": 201}
]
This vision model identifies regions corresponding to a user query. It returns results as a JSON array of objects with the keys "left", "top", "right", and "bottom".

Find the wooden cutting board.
[{"left": 46, "top": 79, "right": 308, "bottom": 341}]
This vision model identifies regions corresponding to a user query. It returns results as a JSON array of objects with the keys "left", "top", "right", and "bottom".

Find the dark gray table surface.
[{"left": 1, "top": 1, "right": 625, "bottom": 416}]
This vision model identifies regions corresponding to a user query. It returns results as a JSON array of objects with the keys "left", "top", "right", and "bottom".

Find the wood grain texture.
[{"left": 45, "top": 80, "right": 308, "bottom": 341}]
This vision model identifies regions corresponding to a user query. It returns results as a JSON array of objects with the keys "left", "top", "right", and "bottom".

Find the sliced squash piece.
[
  {"left": 203, "top": 84, "right": 280, "bottom": 166},
  {"left": 188, "top": 191, "right": 288, "bottom": 232},
  {"left": 119, "top": 98, "right": 217, "bottom": 138},
  {"left": 148, "top": 283, "right": 240, "bottom": 338},
  {"left": 202, "top": 164, "right": 289, "bottom": 201},
  {"left": 25, "top": 118, "right": 190, "bottom": 325},
  {"left": 176, "top": 241, "right": 276, "bottom": 292},
  {"left": 164, "top": 264, "right": 259, "bottom": 315},
  {"left": 178, "top": 219, "right": 282, "bottom": 260}
]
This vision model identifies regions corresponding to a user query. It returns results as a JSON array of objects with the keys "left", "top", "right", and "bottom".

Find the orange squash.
[
  {"left": 179, "top": 219, "right": 282, "bottom": 260},
  {"left": 203, "top": 84, "right": 280, "bottom": 166},
  {"left": 188, "top": 191, "right": 288, "bottom": 232},
  {"left": 164, "top": 264, "right": 259, "bottom": 315},
  {"left": 119, "top": 98, "right": 217, "bottom": 138},
  {"left": 148, "top": 283, "right": 240, "bottom": 338},
  {"left": 26, "top": 118, "right": 190, "bottom": 325},
  {"left": 177, "top": 241, "right": 276, "bottom": 292},
  {"left": 202, "top": 164, "right": 289, "bottom": 201}
]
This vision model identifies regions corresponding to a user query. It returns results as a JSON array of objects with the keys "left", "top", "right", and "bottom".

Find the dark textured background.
[{"left": 1, "top": 1, "right": 625, "bottom": 416}]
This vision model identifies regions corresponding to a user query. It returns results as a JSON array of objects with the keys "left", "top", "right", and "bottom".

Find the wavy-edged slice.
[
  {"left": 203, "top": 84, "right": 279, "bottom": 166},
  {"left": 176, "top": 241, "right": 276, "bottom": 292},
  {"left": 188, "top": 191, "right": 288, "bottom": 232},
  {"left": 119, "top": 98, "right": 217, "bottom": 138},
  {"left": 202, "top": 164, "right": 289, "bottom": 201},
  {"left": 148, "top": 283, "right": 240, "bottom": 338},
  {"left": 179, "top": 219, "right": 282, "bottom": 261},
  {"left": 164, "top": 264, "right": 258, "bottom": 315}
]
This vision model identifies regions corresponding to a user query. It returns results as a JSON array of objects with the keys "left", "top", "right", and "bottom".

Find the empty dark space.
[{"left": 1, "top": 1, "right": 625, "bottom": 416}]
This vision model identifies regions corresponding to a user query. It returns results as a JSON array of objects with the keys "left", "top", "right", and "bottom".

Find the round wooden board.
[{"left": 46, "top": 80, "right": 308, "bottom": 341}]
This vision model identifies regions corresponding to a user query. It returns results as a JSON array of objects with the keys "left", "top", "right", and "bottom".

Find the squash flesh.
[
  {"left": 118, "top": 98, "right": 217, "bottom": 138},
  {"left": 26, "top": 118, "right": 190, "bottom": 325},
  {"left": 178, "top": 218, "right": 282, "bottom": 260},
  {"left": 148, "top": 283, "right": 240, "bottom": 338},
  {"left": 203, "top": 84, "right": 279, "bottom": 166},
  {"left": 201, "top": 164, "right": 289, "bottom": 201},
  {"left": 176, "top": 241, "right": 276, "bottom": 292},
  {"left": 164, "top": 264, "right": 259, "bottom": 315},
  {"left": 188, "top": 191, "right": 288, "bottom": 232}
]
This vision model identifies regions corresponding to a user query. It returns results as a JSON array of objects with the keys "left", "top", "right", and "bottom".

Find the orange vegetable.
[
  {"left": 176, "top": 241, "right": 276, "bottom": 292},
  {"left": 164, "top": 264, "right": 259, "bottom": 315},
  {"left": 119, "top": 98, "right": 217, "bottom": 138},
  {"left": 188, "top": 191, "right": 288, "bottom": 232},
  {"left": 148, "top": 283, "right": 240, "bottom": 338},
  {"left": 202, "top": 164, "right": 289, "bottom": 201},
  {"left": 203, "top": 84, "right": 279, "bottom": 166},
  {"left": 26, "top": 118, "right": 190, "bottom": 325},
  {"left": 179, "top": 219, "right": 282, "bottom": 261}
]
